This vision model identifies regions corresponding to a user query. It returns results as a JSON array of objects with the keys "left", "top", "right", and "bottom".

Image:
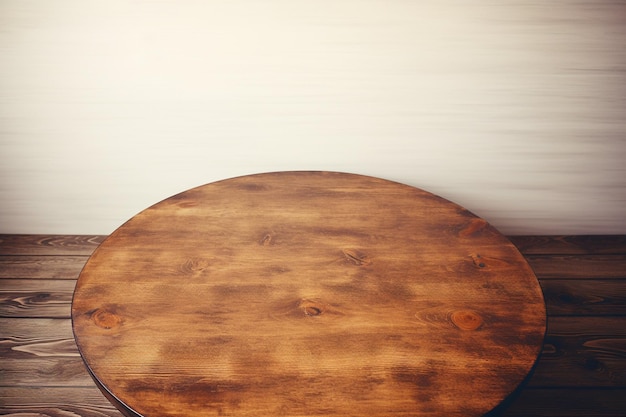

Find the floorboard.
[
  {"left": 0, "top": 256, "right": 88, "bottom": 279},
  {"left": 0, "top": 235, "right": 104, "bottom": 256},
  {"left": 0, "top": 387, "right": 123, "bottom": 417},
  {"left": 0, "top": 279, "right": 75, "bottom": 318},
  {"left": 525, "top": 255, "right": 626, "bottom": 279},
  {"left": 508, "top": 235, "right": 626, "bottom": 255},
  {"left": 540, "top": 279, "right": 626, "bottom": 316}
]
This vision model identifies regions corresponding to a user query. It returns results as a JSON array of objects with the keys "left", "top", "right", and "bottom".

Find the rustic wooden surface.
[
  {"left": 1, "top": 233, "right": 625, "bottom": 416},
  {"left": 69, "top": 172, "right": 546, "bottom": 417}
]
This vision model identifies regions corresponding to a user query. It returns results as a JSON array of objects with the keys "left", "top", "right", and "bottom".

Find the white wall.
[{"left": 1, "top": 0, "right": 625, "bottom": 235}]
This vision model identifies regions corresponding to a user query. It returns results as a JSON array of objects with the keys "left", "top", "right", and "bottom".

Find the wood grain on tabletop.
[{"left": 71, "top": 171, "right": 546, "bottom": 417}]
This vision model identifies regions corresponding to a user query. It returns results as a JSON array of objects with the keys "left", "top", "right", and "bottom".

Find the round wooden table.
[{"left": 72, "top": 171, "right": 546, "bottom": 417}]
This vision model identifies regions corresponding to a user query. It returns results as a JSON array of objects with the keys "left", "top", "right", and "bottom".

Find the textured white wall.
[{"left": 1, "top": 0, "right": 625, "bottom": 235}]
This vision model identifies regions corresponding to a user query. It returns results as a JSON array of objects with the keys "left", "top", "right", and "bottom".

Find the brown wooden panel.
[
  {"left": 1, "top": 357, "right": 94, "bottom": 387},
  {"left": 526, "top": 255, "right": 626, "bottom": 279},
  {"left": 496, "top": 388, "right": 626, "bottom": 417},
  {"left": 0, "top": 234, "right": 105, "bottom": 256},
  {"left": 0, "top": 387, "right": 123, "bottom": 416},
  {"left": 0, "top": 279, "right": 75, "bottom": 318},
  {"left": 0, "top": 317, "right": 96, "bottom": 386},
  {"left": 0, "top": 316, "right": 73, "bottom": 336},
  {"left": 540, "top": 279, "right": 626, "bottom": 316},
  {"left": 0, "top": 318, "right": 78, "bottom": 359},
  {"left": 509, "top": 235, "right": 626, "bottom": 256},
  {"left": 528, "top": 317, "right": 626, "bottom": 388},
  {"left": 0, "top": 255, "right": 88, "bottom": 279}
]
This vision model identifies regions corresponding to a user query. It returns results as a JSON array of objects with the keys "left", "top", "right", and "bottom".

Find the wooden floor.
[{"left": 1, "top": 234, "right": 625, "bottom": 416}]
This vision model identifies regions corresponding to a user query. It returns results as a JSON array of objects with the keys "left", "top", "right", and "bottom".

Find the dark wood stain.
[{"left": 1, "top": 235, "right": 625, "bottom": 414}]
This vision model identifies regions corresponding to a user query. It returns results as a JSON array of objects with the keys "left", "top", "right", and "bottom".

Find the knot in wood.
[
  {"left": 91, "top": 308, "right": 122, "bottom": 329},
  {"left": 259, "top": 232, "right": 274, "bottom": 246},
  {"left": 451, "top": 310, "right": 483, "bottom": 331},
  {"left": 180, "top": 258, "right": 210, "bottom": 274},
  {"left": 471, "top": 254, "right": 486, "bottom": 268},
  {"left": 299, "top": 299, "right": 325, "bottom": 317}
]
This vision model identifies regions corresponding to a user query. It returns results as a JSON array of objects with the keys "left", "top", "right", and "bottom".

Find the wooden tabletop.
[{"left": 72, "top": 171, "right": 546, "bottom": 417}]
